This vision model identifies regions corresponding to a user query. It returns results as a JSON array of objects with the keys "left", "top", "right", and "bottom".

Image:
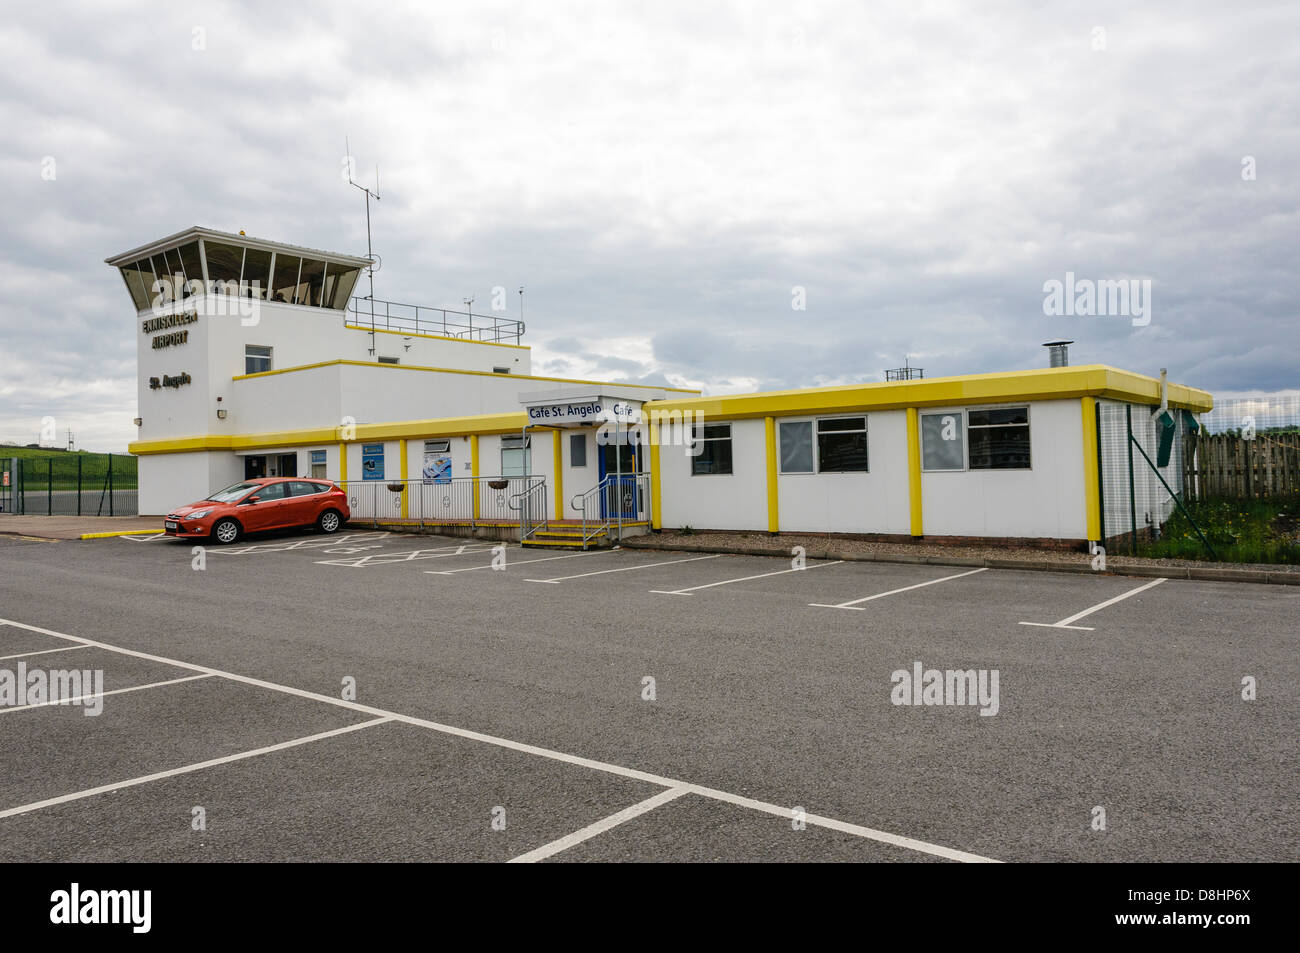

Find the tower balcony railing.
[{"left": 345, "top": 296, "right": 525, "bottom": 344}]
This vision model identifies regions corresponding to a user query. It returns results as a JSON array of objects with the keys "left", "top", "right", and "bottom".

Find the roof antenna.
[{"left": 345, "top": 136, "right": 381, "bottom": 328}]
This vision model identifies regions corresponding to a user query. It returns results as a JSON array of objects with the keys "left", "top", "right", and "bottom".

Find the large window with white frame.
[
  {"left": 921, "top": 407, "right": 1031, "bottom": 471},
  {"left": 779, "top": 416, "right": 869, "bottom": 473}
]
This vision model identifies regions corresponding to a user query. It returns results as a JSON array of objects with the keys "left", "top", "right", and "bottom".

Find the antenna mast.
[{"left": 346, "top": 136, "right": 381, "bottom": 327}]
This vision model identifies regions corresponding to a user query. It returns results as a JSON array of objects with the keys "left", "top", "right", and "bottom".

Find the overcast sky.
[{"left": 2, "top": 0, "right": 1297, "bottom": 450}]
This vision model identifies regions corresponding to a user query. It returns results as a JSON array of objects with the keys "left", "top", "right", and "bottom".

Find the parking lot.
[{"left": 0, "top": 527, "right": 1295, "bottom": 862}]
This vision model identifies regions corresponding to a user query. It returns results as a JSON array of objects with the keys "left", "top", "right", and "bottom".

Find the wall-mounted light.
[
  {"left": 217, "top": 409, "right": 228, "bottom": 420},
  {"left": 133, "top": 417, "right": 143, "bottom": 427}
]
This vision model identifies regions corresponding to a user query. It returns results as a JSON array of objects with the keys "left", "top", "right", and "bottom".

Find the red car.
[{"left": 164, "top": 477, "right": 350, "bottom": 544}]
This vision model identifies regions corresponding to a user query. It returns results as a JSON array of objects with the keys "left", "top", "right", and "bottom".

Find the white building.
[{"left": 110, "top": 227, "right": 1213, "bottom": 547}]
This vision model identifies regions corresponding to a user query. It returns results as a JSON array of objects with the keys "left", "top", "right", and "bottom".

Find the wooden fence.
[{"left": 1182, "top": 432, "right": 1300, "bottom": 500}]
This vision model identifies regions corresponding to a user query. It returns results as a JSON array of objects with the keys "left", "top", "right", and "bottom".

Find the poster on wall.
[
  {"left": 361, "top": 444, "right": 385, "bottom": 480},
  {"left": 422, "top": 453, "right": 452, "bottom": 485}
]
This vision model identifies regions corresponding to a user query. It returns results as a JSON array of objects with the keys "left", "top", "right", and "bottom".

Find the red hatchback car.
[{"left": 164, "top": 477, "right": 350, "bottom": 544}]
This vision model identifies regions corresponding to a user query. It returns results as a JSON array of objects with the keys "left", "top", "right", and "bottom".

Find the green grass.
[
  {"left": 1138, "top": 496, "right": 1300, "bottom": 564},
  {"left": 1, "top": 449, "right": 138, "bottom": 491}
]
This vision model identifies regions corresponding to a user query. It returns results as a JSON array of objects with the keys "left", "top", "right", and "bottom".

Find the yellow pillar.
[
  {"left": 552, "top": 428, "right": 564, "bottom": 520},
  {"left": 470, "top": 434, "right": 480, "bottom": 520},
  {"left": 338, "top": 442, "right": 347, "bottom": 484},
  {"left": 906, "top": 407, "right": 923, "bottom": 537},
  {"left": 399, "top": 439, "right": 409, "bottom": 518},
  {"left": 648, "top": 418, "right": 662, "bottom": 530},
  {"left": 1081, "top": 397, "right": 1101, "bottom": 541},
  {"left": 765, "top": 415, "right": 779, "bottom": 533}
]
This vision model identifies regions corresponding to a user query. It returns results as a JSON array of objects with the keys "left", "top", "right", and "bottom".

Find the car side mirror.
[{"left": 244, "top": 495, "right": 261, "bottom": 504}]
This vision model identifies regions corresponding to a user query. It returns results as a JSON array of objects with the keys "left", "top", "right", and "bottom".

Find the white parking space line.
[
  {"left": 1018, "top": 577, "right": 1168, "bottom": 631},
  {"left": 317, "top": 544, "right": 495, "bottom": 568},
  {"left": 425, "top": 549, "right": 613, "bottom": 574},
  {"left": 0, "top": 644, "right": 92, "bottom": 662},
  {"left": 0, "top": 673, "right": 214, "bottom": 715},
  {"left": 508, "top": 787, "right": 692, "bottom": 863},
  {"left": 120, "top": 533, "right": 167, "bottom": 542},
  {"left": 525, "top": 553, "right": 722, "bottom": 584},
  {"left": 651, "top": 560, "right": 844, "bottom": 595},
  {"left": 0, "top": 615, "right": 998, "bottom": 863},
  {"left": 0, "top": 717, "right": 391, "bottom": 819},
  {"left": 809, "top": 567, "right": 990, "bottom": 610}
]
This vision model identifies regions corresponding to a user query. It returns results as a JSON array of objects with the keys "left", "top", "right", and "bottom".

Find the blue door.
[{"left": 598, "top": 443, "right": 640, "bottom": 519}]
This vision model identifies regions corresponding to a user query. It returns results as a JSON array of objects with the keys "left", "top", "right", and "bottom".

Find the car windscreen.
[{"left": 207, "top": 482, "right": 262, "bottom": 503}]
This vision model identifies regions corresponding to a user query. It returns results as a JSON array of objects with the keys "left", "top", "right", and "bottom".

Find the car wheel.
[
  {"left": 317, "top": 509, "right": 343, "bottom": 534},
  {"left": 212, "top": 518, "right": 241, "bottom": 544}
]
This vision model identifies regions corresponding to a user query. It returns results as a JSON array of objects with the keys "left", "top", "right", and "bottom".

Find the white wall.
[
  {"left": 656, "top": 418, "right": 768, "bottom": 532},
  {"left": 777, "top": 410, "right": 912, "bottom": 535},
  {"left": 139, "top": 450, "right": 242, "bottom": 516},
  {"left": 920, "top": 399, "right": 1086, "bottom": 539},
  {"left": 134, "top": 295, "right": 532, "bottom": 444}
]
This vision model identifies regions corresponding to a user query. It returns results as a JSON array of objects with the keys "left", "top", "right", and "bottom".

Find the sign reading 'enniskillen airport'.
[{"left": 143, "top": 311, "right": 198, "bottom": 350}]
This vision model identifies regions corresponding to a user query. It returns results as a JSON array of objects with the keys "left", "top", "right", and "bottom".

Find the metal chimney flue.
[{"left": 1043, "top": 340, "right": 1073, "bottom": 368}]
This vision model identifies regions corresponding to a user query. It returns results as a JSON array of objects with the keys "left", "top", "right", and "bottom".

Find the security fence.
[{"left": 0, "top": 453, "right": 138, "bottom": 516}]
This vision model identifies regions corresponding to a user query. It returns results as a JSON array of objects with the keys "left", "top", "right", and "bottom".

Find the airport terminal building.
[{"left": 110, "top": 228, "right": 1213, "bottom": 547}]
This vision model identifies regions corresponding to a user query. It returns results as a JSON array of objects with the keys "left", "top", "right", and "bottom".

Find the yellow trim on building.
[
  {"left": 764, "top": 416, "right": 779, "bottom": 533},
  {"left": 1080, "top": 397, "right": 1101, "bottom": 541},
  {"left": 906, "top": 407, "right": 923, "bottom": 537},
  {"left": 129, "top": 412, "right": 530, "bottom": 455},
  {"left": 552, "top": 429, "right": 564, "bottom": 520},
  {"left": 232, "top": 357, "right": 701, "bottom": 394},
  {"left": 344, "top": 324, "right": 530, "bottom": 351},
  {"left": 644, "top": 365, "right": 1212, "bottom": 419},
  {"left": 648, "top": 419, "right": 662, "bottom": 530},
  {"left": 338, "top": 442, "right": 347, "bottom": 483},
  {"left": 470, "top": 434, "right": 480, "bottom": 520},
  {"left": 399, "top": 439, "right": 409, "bottom": 518}
]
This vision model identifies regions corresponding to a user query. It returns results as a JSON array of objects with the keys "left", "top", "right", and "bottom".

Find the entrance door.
[
  {"left": 275, "top": 453, "right": 297, "bottom": 478},
  {"left": 597, "top": 443, "right": 640, "bottom": 519},
  {"left": 244, "top": 456, "right": 266, "bottom": 479}
]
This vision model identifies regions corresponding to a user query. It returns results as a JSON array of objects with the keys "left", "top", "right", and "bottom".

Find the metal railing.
[
  {"left": 571, "top": 473, "right": 652, "bottom": 548},
  {"left": 346, "top": 297, "right": 524, "bottom": 344},
  {"left": 513, "top": 478, "right": 549, "bottom": 542},
  {"left": 338, "top": 475, "right": 542, "bottom": 530}
]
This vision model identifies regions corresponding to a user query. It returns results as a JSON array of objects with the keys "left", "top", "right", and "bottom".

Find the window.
[
  {"left": 240, "top": 247, "right": 272, "bottom": 298},
  {"left": 250, "top": 482, "right": 288, "bottom": 501},
  {"left": 423, "top": 439, "right": 451, "bottom": 453},
  {"left": 322, "top": 264, "right": 362, "bottom": 310},
  {"left": 967, "top": 407, "right": 1030, "bottom": 470},
  {"left": 296, "top": 259, "right": 327, "bottom": 306},
  {"left": 816, "top": 417, "right": 868, "bottom": 472},
  {"left": 921, "top": 413, "right": 965, "bottom": 471},
  {"left": 204, "top": 242, "right": 243, "bottom": 294},
  {"left": 570, "top": 432, "right": 587, "bottom": 467},
  {"left": 493, "top": 366, "right": 511, "bottom": 374},
  {"left": 270, "top": 254, "right": 302, "bottom": 304},
  {"left": 245, "top": 345, "right": 272, "bottom": 375},
  {"left": 208, "top": 481, "right": 261, "bottom": 503},
  {"left": 501, "top": 435, "right": 531, "bottom": 477},
  {"left": 309, "top": 449, "right": 327, "bottom": 479},
  {"left": 289, "top": 481, "right": 322, "bottom": 497},
  {"left": 378, "top": 356, "right": 399, "bottom": 365},
  {"left": 779, "top": 421, "right": 814, "bottom": 473},
  {"left": 119, "top": 260, "right": 152, "bottom": 311},
  {"left": 691, "top": 424, "right": 733, "bottom": 475}
]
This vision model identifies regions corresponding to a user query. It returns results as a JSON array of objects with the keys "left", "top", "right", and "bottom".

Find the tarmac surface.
[{"left": 0, "top": 527, "right": 1294, "bottom": 862}]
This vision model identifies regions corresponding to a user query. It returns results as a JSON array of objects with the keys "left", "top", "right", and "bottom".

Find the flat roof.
[
  {"left": 643, "top": 365, "right": 1214, "bottom": 416},
  {"left": 105, "top": 226, "right": 373, "bottom": 268}
]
